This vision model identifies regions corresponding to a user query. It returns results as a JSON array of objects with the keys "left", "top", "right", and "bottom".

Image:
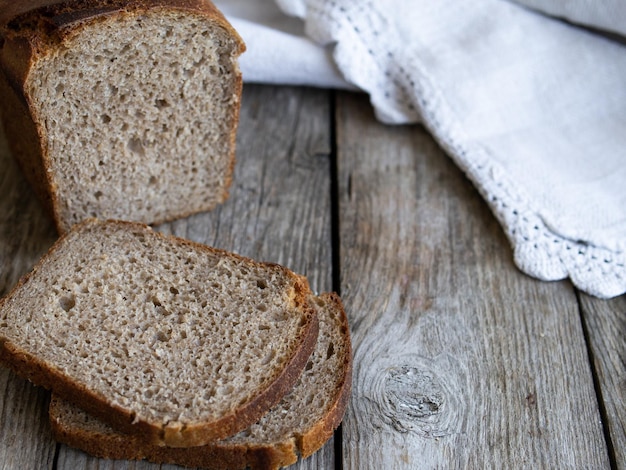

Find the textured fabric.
[
  {"left": 509, "top": 0, "right": 626, "bottom": 37},
  {"left": 214, "top": 0, "right": 353, "bottom": 89},
  {"left": 215, "top": 0, "right": 626, "bottom": 298}
]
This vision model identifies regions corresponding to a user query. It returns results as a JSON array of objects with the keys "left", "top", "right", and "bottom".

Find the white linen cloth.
[{"left": 214, "top": 0, "right": 626, "bottom": 299}]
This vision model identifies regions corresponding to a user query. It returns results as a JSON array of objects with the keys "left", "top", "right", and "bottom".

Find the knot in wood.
[
  {"left": 385, "top": 365, "right": 443, "bottom": 416},
  {"left": 382, "top": 365, "right": 446, "bottom": 434}
]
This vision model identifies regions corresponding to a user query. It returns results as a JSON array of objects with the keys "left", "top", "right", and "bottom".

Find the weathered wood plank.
[
  {"left": 579, "top": 293, "right": 626, "bottom": 469},
  {"left": 0, "top": 371, "right": 56, "bottom": 470},
  {"left": 0, "top": 117, "right": 59, "bottom": 470},
  {"left": 336, "top": 92, "right": 609, "bottom": 469},
  {"left": 55, "top": 84, "right": 335, "bottom": 469}
]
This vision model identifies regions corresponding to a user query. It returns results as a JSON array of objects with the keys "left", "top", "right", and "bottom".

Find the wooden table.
[{"left": 1, "top": 85, "right": 624, "bottom": 469}]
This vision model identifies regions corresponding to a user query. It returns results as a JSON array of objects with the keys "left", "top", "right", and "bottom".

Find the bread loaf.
[
  {"left": 0, "top": 219, "right": 318, "bottom": 447},
  {"left": 49, "top": 293, "right": 352, "bottom": 470},
  {"left": 0, "top": 0, "right": 245, "bottom": 233}
]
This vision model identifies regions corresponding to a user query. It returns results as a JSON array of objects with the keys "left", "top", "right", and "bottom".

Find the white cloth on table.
[{"left": 214, "top": 0, "right": 626, "bottom": 299}]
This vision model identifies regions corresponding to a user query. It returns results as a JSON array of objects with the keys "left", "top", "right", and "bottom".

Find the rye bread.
[
  {"left": 0, "top": 219, "right": 318, "bottom": 447},
  {"left": 49, "top": 293, "right": 352, "bottom": 470},
  {"left": 0, "top": 0, "right": 245, "bottom": 233}
]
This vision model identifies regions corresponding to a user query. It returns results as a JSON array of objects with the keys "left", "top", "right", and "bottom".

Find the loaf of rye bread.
[
  {"left": 0, "top": 0, "right": 245, "bottom": 233},
  {"left": 50, "top": 292, "right": 352, "bottom": 470},
  {"left": 0, "top": 219, "right": 318, "bottom": 447}
]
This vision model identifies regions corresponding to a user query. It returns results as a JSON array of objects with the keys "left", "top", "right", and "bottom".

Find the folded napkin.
[
  {"left": 214, "top": 0, "right": 626, "bottom": 299},
  {"left": 511, "top": 0, "right": 626, "bottom": 37}
]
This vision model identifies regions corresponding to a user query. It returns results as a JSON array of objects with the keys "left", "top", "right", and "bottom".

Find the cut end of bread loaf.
[
  {"left": 0, "top": 219, "right": 317, "bottom": 447},
  {"left": 2, "top": 1, "right": 245, "bottom": 233},
  {"left": 49, "top": 292, "right": 352, "bottom": 470}
]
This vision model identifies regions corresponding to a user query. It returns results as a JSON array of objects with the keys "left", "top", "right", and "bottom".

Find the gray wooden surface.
[{"left": 0, "top": 85, "right": 624, "bottom": 469}]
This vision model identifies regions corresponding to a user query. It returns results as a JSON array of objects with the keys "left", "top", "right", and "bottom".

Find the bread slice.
[
  {"left": 0, "top": 0, "right": 245, "bottom": 233},
  {"left": 49, "top": 292, "right": 352, "bottom": 470},
  {"left": 0, "top": 219, "right": 318, "bottom": 447}
]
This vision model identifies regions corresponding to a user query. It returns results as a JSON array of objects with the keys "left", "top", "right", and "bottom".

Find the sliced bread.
[
  {"left": 49, "top": 292, "right": 352, "bottom": 470},
  {"left": 0, "top": 0, "right": 245, "bottom": 233},
  {"left": 0, "top": 219, "right": 318, "bottom": 447}
]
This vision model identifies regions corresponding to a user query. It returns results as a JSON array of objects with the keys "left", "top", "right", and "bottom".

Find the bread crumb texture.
[
  {"left": 228, "top": 294, "right": 350, "bottom": 444},
  {"left": 0, "top": 220, "right": 310, "bottom": 430},
  {"left": 26, "top": 8, "right": 242, "bottom": 230},
  {"left": 49, "top": 292, "right": 352, "bottom": 468}
]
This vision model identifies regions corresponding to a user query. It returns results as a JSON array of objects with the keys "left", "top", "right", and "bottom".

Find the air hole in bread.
[
  {"left": 256, "top": 280, "right": 267, "bottom": 290},
  {"left": 155, "top": 306, "right": 169, "bottom": 316},
  {"left": 219, "top": 385, "right": 234, "bottom": 396},
  {"left": 260, "top": 349, "right": 276, "bottom": 365},
  {"left": 155, "top": 98, "right": 169, "bottom": 109},
  {"left": 155, "top": 330, "right": 170, "bottom": 342},
  {"left": 204, "top": 388, "right": 216, "bottom": 401},
  {"left": 326, "top": 343, "right": 335, "bottom": 359},
  {"left": 100, "top": 114, "right": 111, "bottom": 123},
  {"left": 59, "top": 295, "right": 76, "bottom": 312},
  {"left": 169, "top": 286, "right": 179, "bottom": 295},
  {"left": 272, "top": 311, "right": 287, "bottom": 322}
]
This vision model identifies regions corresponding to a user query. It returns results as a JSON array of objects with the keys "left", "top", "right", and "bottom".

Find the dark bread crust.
[
  {"left": 48, "top": 292, "right": 353, "bottom": 469},
  {"left": 0, "top": 0, "right": 245, "bottom": 233},
  {"left": 50, "top": 394, "right": 297, "bottom": 469},
  {"left": 0, "top": 68, "right": 56, "bottom": 217},
  {"left": 298, "top": 292, "right": 352, "bottom": 458},
  {"left": 0, "top": 218, "right": 318, "bottom": 448},
  {"left": 0, "top": 0, "right": 245, "bottom": 43}
]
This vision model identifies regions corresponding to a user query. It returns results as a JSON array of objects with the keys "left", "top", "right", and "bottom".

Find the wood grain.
[
  {"left": 335, "top": 91, "right": 610, "bottom": 469},
  {"left": 0, "top": 371, "right": 56, "bottom": 470},
  {"left": 579, "top": 293, "right": 626, "bottom": 469},
  {"left": 54, "top": 84, "right": 336, "bottom": 469}
]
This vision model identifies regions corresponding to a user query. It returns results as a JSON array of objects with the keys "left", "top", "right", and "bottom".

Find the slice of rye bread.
[
  {"left": 49, "top": 292, "right": 352, "bottom": 470},
  {"left": 0, "top": 0, "right": 245, "bottom": 233},
  {"left": 0, "top": 219, "right": 318, "bottom": 447}
]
